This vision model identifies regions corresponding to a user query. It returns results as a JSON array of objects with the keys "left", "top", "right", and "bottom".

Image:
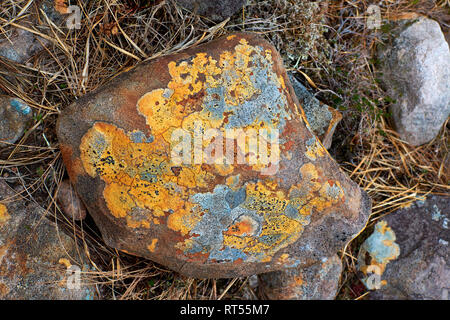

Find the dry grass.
[{"left": 0, "top": 0, "right": 448, "bottom": 300}]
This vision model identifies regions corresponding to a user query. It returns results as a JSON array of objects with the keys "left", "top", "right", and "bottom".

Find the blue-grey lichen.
[{"left": 357, "top": 221, "right": 400, "bottom": 289}]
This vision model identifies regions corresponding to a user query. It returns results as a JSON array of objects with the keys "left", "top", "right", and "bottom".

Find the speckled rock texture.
[
  {"left": 258, "top": 254, "right": 342, "bottom": 300},
  {"left": 288, "top": 73, "right": 342, "bottom": 149},
  {"left": 0, "top": 97, "right": 32, "bottom": 147},
  {"left": 56, "top": 180, "right": 87, "bottom": 221},
  {"left": 365, "top": 196, "right": 449, "bottom": 300},
  {"left": 57, "top": 33, "right": 371, "bottom": 279},
  {"left": 0, "top": 181, "right": 96, "bottom": 300},
  {"left": 379, "top": 17, "right": 450, "bottom": 146},
  {"left": 0, "top": 0, "right": 64, "bottom": 63},
  {"left": 174, "top": 0, "right": 247, "bottom": 21},
  {"left": 0, "top": 28, "right": 46, "bottom": 64}
]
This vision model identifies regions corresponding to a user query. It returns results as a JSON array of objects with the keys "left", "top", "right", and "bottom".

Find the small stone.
[
  {"left": 0, "top": 97, "right": 33, "bottom": 147},
  {"left": 0, "top": 181, "right": 97, "bottom": 300},
  {"left": 288, "top": 73, "right": 342, "bottom": 149},
  {"left": 57, "top": 33, "right": 371, "bottom": 279},
  {"left": 0, "top": 0, "right": 65, "bottom": 64},
  {"left": 56, "top": 180, "right": 87, "bottom": 221},
  {"left": 379, "top": 17, "right": 450, "bottom": 146},
  {"left": 258, "top": 255, "right": 342, "bottom": 300},
  {"left": 175, "top": 0, "right": 247, "bottom": 21},
  {"left": 360, "top": 196, "right": 449, "bottom": 300},
  {"left": 0, "top": 28, "right": 46, "bottom": 64}
]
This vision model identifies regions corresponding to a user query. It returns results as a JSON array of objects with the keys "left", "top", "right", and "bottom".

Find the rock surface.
[
  {"left": 57, "top": 32, "right": 371, "bottom": 279},
  {"left": 0, "top": 0, "right": 64, "bottom": 63},
  {"left": 0, "top": 28, "right": 47, "bottom": 64},
  {"left": 258, "top": 254, "right": 342, "bottom": 300},
  {"left": 0, "top": 181, "right": 96, "bottom": 300},
  {"left": 288, "top": 73, "right": 342, "bottom": 149},
  {"left": 360, "top": 196, "right": 449, "bottom": 300},
  {"left": 0, "top": 97, "right": 33, "bottom": 147},
  {"left": 379, "top": 17, "right": 450, "bottom": 146},
  {"left": 56, "top": 180, "right": 87, "bottom": 221},
  {"left": 175, "top": 0, "right": 247, "bottom": 21}
]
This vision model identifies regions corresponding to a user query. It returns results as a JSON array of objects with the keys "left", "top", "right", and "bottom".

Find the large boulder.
[
  {"left": 57, "top": 33, "right": 371, "bottom": 279},
  {"left": 379, "top": 17, "right": 450, "bottom": 146},
  {"left": 0, "top": 181, "right": 96, "bottom": 300},
  {"left": 358, "top": 195, "right": 449, "bottom": 300}
]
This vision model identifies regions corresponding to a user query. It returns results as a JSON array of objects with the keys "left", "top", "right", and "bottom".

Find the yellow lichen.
[
  {"left": 305, "top": 138, "right": 326, "bottom": 161},
  {"left": 80, "top": 122, "right": 192, "bottom": 229}
]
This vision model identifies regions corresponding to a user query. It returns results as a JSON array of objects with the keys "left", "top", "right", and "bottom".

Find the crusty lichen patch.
[{"left": 79, "top": 37, "right": 344, "bottom": 263}]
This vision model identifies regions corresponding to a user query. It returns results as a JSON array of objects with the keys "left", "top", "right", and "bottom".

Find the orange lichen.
[
  {"left": 225, "top": 216, "right": 258, "bottom": 237},
  {"left": 54, "top": 0, "right": 69, "bottom": 14},
  {"left": 294, "top": 275, "right": 304, "bottom": 286},
  {"left": 0, "top": 282, "right": 9, "bottom": 297},
  {"left": 58, "top": 258, "right": 72, "bottom": 268},
  {"left": 0, "top": 204, "right": 10, "bottom": 225},
  {"left": 147, "top": 239, "right": 158, "bottom": 253}
]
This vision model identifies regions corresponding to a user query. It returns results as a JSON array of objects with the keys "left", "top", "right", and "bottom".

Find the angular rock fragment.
[
  {"left": 379, "top": 17, "right": 450, "bottom": 146},
  {"left": 175, "top": 0, "right": 247, "bottom": 21},
  {"left": 0, "top": 181, "right": 96, "bottom": 300},
  {"left": 288, "top": 73, "right": 342, "bottom": 149},
  {"left": 359, "top": 196, "right": 449, "bottom": 300},
  {"left": 56, "top": 180, "right": 87, "bottom": 221},
  {"left": 57, "top": 33, "right": 371, "bottom": 279},
  {"left": 258, "top": 255, "right": 342, "bottom": 300},
  {"left": 0, "top": 97, "right": 32, "bottom": 147}
]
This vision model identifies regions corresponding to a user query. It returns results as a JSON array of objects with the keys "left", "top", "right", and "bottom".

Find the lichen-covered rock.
[
  {"left": 0, "top": 181, "right": 96, "bottom": 300},
  {"left": 0, "top": 97, "right": 32, "bottom": 147},
  {"left": 174, "top": 0, "right": 247, "bottom": 21},
  {"left": 57, "top": 33, "right": 371, "bottom": 279},
  {"left": 258, "top": 255, "right": 342, "bottom": 300},
  {"left": 357, "top": 221, "right": 400, "bottom": 290},
  {"left": 56, "top": 180, "right": 87, "bottom": 221},
  {"left": 288, "top": 73, "right": 342, "bottom": 149},
  {"left": 360, "top": 196, "right": 449, "bottom": 300},
  {"left": 379, "top": 17, "right": 450, "bottom": 146}
]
